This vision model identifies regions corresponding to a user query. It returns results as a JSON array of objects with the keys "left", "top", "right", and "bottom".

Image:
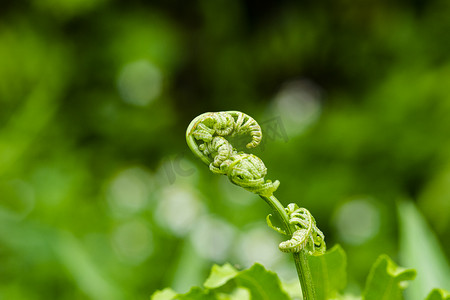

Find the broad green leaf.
[
  {"left": 307, "top": 244, "right": 347, "bottom": 300},
  {"left": 178, "top": 287, "right": 213, "bottom": 300},
  {"left": 151, "top": 288, "right": 177, "bottom": 300},
  {"left": 178, "top": 286, "right": 249, "bottom": 300},
  {"left": 216, "top": 287, "right": 251, "bottom": 300},
  {"left": 426, "top": 288, "right": 450, "bottom": 300},
  {"left": 152, "top": 263, "right": 288, "bottom": 300},
  {"left": 397, "top": 201, "right": 450, "bottom": 300},
  {"left": 204, "top": 263, "right": 239, "bottom": 289},
  {"left": 234, "top": 263, "right": 290, "bottom": 300},
  {"left": 362, "top": 255, "right": 416, "bottom": 300}
]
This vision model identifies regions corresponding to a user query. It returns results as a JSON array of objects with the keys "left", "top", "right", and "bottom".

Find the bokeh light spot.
[
  {"left": 235, "top": 226, "right": 281, "bottom": 268},
  {"left": 107, "top": 167, "right": 153, "bottom": 217},
  {"left": 334, "top": 198, "right": 381, "bottom": 245},
  {"left": 190, "top": 215, "right": 235, "bottom": 261},
  {"left": 112, "top": 219, "right": 154, "bottom": 265},
  {"left": 271, "top": 79, "right": 322, "bottom": 137},
  {"left": 117, "top": 60, "right": 162, "bottom": 106},
  {"left": 154, "top": 186, "right": 204, "bottom": 237}
]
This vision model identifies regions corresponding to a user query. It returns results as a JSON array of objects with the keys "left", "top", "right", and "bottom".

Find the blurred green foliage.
[{"left": 1, "top": 0, "right": 449, "bottom": 299}]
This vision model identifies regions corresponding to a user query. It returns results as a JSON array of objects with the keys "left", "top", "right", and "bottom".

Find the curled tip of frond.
[
  {"left": 277, "top": 203, "right": 326, "bottom": 255},
  {"left": 186, "top": 111, "right": 278, "bottom": 197}
]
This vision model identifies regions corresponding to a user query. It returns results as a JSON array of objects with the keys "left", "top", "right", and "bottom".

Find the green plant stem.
[{"left": 260, "top": 195, "right": 316, "bottom": 300}]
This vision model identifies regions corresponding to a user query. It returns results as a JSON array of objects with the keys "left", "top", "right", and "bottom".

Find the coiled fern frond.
[{"left": 186, "top": 111, "right": 279, "bottom": 197}]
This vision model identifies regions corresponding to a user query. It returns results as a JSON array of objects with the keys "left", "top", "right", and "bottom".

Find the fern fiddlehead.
[
  {"left": 186, "top": 111, "right": 279, "bottom": 197},
  {"left": 186, "top": 111, "right": 325, "bottom": 300},
  {"left": 278, "top": 204, "right": 326, "bottom": 255},
  {"left": 266, "top": 204, "right": 326, "bottom": 255}
]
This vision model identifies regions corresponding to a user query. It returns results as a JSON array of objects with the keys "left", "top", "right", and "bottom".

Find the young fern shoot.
[{"left": 186, "top": 111, "right": 326, "bottom": 300}]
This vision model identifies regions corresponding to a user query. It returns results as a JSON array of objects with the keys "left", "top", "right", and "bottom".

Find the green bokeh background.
[{"left": 1, "top": 0, "right": 449, "bottom": 299}]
